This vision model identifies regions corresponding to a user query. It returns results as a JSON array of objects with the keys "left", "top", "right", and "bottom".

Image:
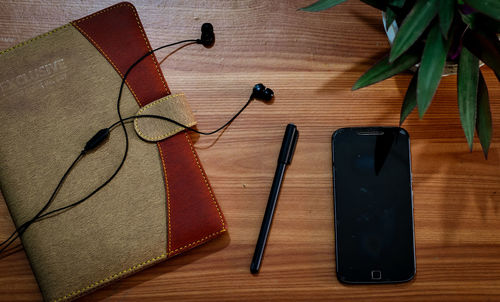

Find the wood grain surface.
[{"left": 1, "top": 1, "right": 499, "bottom": 301}]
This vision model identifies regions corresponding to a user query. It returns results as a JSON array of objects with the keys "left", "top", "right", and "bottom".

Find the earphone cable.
[
  {"left": 108, "top": 97, "right": 253, "bottom": 135},
  {"left": 0, "top": 38, "right": 260, "bottom": 254},
  {"left": 0, "top": 151, "right": 84, "bottom": 253},
  {"left": 33, "top": 96, "right": 253, "bottom": 221},
  {"left": 0, "top": 39, "right": 197, "bottom": 254}
]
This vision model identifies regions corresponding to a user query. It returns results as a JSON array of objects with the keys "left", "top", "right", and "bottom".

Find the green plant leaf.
[
  {"left": 300, "top": 0, "right": 348, "bottom": 11},
  {"left": 389, "top": 0, "right": 406, "bottom": 8},
  {"left": 389, "top": 0, "right": 439, "bottom": 62},
  {"left": 458, "top": 48, "right": 479, "bottom": 151},
  {"left": 476, "top": 71, "right": 492, "bottom": 159},
  {"left": 464, "top": 0, "right": 500, "bottom": 21},
  {"left": 463, "top": 29, "right": 500, "bottom": 81},
  {"left": 459, "top": 11, "right": 475, "bottom": 28},
  {"left": 352, "top": 48, "right": 421, "bottom": 90},
  {"left": 360, "top": 0, "right": 388, "bottom": 11},
  {"left": 385, "top": 7, "right": 396, "bottom": 30},
  {"left": 417, "top": 22, "right": 450, "bottom": 118},
  {"left": 400, "top": 71, "right": 418, "bottom": 125},
  {"left": 438, "top": 0, "right": 455, "bottom": 38}
]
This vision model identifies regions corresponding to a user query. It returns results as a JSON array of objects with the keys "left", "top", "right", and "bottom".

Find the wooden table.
[{"left": 1, "top": 1, "right": 499, "bottom": 301}]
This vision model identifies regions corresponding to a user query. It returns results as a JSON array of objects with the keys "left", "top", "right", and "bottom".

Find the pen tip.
[{"left": 250, "top": 263, "right": 260, "bottom": 274}]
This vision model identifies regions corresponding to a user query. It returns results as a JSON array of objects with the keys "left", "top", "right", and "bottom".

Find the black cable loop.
[{"left": 0, "top": 39, "right": 257, "bottom": 254}]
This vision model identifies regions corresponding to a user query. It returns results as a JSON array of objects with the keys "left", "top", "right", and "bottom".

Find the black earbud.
[
  {"left": 198, "top": 23, "right": 215, "bottom": 48},
  {"left": 252, "top": 83, "right": 274, "bottom": 102}
]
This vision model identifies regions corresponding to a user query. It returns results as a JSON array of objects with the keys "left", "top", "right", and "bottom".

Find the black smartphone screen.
[{"left": 332, "top": 127, "right": 415, "bottom": 283}]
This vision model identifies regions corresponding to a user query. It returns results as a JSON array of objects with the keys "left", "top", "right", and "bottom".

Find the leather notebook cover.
[{"left": 0, "top": 2, "right": 226, "bottom": 301}]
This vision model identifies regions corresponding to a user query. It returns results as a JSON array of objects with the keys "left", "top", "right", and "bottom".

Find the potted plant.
[{"left": 301, "top": 0, "right": 500, "bottom": 158}]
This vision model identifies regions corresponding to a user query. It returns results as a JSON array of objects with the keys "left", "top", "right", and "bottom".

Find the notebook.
[{"left": 0, "top": 2, "right": 226, "bottom": 301}]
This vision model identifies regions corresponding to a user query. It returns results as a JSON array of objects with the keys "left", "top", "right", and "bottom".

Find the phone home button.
[{"left": 371, "top": 270, "right": 382, "bottom": 280}]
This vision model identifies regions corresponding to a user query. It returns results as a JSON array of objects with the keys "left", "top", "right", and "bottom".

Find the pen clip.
[{"left": 278, "top": 124, "right": 299, "bottom": 165}]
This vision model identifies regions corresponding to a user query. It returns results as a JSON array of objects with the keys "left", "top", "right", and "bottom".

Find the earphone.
[
  {"left": 199, "top": 22, "right": 215, "bottom": 47},
  {"left": 252, "top": 83, "right": 274, "bottom": 101},
  {"left": 0, "top": 23, "right": 274, "bottom": 254}
]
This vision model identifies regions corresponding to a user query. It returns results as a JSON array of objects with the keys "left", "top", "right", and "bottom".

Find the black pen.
[{"left": 250, "top": 123, "right": 299, "bottom": 274}]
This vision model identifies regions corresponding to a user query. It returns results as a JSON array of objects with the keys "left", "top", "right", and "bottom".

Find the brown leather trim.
[
  {"left": 159, "top": 132, "right": 226, "bottom": 257},
  {"left": 70, "top": 2, "right": 226, "bottom": 259},
  {"left": 71, "top": 2, "right": 170, "bottom": 106}
]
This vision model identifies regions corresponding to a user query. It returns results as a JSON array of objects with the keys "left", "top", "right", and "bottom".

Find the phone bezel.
[{"left": 331, "top": 127, "right": 416, "bottom": 284}]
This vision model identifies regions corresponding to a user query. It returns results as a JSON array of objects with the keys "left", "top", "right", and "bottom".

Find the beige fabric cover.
[
  {"left": 0, "top": 25, "right": 170, "bottom": 301},
  {"left": 134, "top": 93, "right": 197, "bottom": 142}
]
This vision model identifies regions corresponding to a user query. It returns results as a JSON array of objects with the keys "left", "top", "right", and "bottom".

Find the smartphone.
[{"left": 332, "top": 127, "right": 415, "bottom": 284}]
